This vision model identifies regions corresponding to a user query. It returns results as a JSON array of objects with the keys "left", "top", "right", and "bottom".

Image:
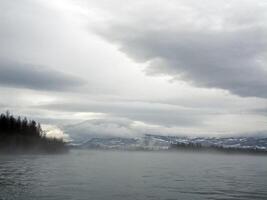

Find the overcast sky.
[{"left": 0, "top": 0, "right": 267, "bottom": 139}]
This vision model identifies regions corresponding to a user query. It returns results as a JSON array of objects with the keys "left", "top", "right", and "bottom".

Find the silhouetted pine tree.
[{"left": 0, "top": 111, "right": 68, "bottom": 153}]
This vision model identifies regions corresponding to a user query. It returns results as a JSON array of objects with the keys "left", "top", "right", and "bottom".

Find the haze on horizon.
[{"left": 0, "top": 0, "right": 267, "bottom": 140}]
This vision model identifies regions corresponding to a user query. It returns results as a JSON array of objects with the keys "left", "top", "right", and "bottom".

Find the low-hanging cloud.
[
  {"left": 63, "top": 117, "right": 201, "bottom": 142},
  {"left": 0, "top": 60, "right": 85, "bottom": 91},
  {"left": 93, "top": 0, "right": 267, "bottom": 98},
  {"left": 38, "top": 100, "right": 207, "bottom": 126},
  {"left": 64, "top": 118, "right": 139, "bottom": 141}
]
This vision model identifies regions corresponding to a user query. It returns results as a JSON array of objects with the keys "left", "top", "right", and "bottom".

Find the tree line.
[
  {"left": 0, "top": 111, "right": 68, "bottom": 153},
  {"left": 169, "top": 142, "right": 267, "bottom": 155}
]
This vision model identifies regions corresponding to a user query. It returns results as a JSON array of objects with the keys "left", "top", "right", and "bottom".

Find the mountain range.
[{"left": 70, "top": 134, "right": 267, "bottom": 151}]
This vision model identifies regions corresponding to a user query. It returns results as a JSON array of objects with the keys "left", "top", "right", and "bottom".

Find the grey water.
[{"left": 0, "top": 150, "right": 267, "bottom": 200}]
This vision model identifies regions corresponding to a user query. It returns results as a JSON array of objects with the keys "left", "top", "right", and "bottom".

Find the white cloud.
[{"left": 42, "top": 124, "right": 70, "bottom": 141}]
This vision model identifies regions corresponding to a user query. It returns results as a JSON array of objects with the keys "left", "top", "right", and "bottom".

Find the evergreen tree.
[{"left": 0, "top": 111, "right": 68, "bottom": 153}]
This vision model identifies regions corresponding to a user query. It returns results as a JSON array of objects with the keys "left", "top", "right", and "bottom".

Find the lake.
[{"left": 0, "top": 150, "right": 267, "bottom": 200}]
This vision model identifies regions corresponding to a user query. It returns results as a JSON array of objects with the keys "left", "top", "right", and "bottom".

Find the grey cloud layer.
[
  {"left": 94, "top": 0, "right": 267, "bottom": 98},
  {"left": 0, "top": 60, "right": 85, "bottom": 91},
  {"left": 38, "top": 100, "right": 223, "bottom": 127}
]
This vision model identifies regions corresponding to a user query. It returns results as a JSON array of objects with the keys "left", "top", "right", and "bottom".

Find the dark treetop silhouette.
[
  {"left": 0, "top": 111, "right": 68, "bottom": 153},
  {"left": 169, "top": 142, "right": 267, "bottom": 155}
]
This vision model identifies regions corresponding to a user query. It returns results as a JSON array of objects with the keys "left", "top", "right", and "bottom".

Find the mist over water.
[{"left": 1, "top": 150, "right": 267, "bottom": 200}]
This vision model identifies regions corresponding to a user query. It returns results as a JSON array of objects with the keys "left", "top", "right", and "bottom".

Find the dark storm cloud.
[
  {"left": 0, "top": 60, "right": 85, "bottom": 91},
  {"left": 94, "top": 1, "right": 267, "bottom": 98},
  {"left": 98, "top": 26, "right": 267, "bottom": 98}
]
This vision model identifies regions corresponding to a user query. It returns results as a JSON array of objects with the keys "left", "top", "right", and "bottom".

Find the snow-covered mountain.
[
  {"left": 64, "top": 119, "right": 267, "bottom": 151},
  {"left": 72, "top": 134, "right": 267, "bottom": 151}
]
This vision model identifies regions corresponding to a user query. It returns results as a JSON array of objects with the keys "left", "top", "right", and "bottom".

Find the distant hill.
[
  {"left": 169, "top": 142, "right": 267, "bottom": 155},
  {"left": 0, "top": 111, "right": 68, "bottom": 154},
  {"left": 74, "top": 134, "right": 267, "bottom": 154}
]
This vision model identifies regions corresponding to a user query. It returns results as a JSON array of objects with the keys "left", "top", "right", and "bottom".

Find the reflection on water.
[{"left": 0, "top": 150, "right": 267, "bottom": 200}]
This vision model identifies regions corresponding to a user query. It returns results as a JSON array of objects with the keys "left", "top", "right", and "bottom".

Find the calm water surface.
[{"left": 0, "top": 150, "right": 267, "bottom": 200}]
